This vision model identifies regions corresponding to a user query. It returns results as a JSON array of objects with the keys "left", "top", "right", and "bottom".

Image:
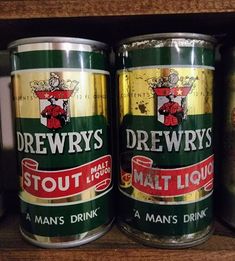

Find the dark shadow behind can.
[{"left": 218, "top": 36, "right": 235, "bottom": 228}]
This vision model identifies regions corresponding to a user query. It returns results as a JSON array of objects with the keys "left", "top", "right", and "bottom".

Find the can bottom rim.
[
  {"left": 20, "top": 219, "right": 114, "bottom": 248},
  {"left": 118, "top": 220, "right": 213, "bottom": 249}
]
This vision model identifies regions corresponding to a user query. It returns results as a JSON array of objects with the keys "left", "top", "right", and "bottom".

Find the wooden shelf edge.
[
  {"left": 2, "top": 248, "right": 235, "bottom": 261},
  {"left": 0, "top": 0, "right": 234, "bottom": 20}
]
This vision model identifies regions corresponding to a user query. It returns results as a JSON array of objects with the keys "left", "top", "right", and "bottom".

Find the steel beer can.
[
  {"left": 219, "top": 42, "right": 235, "bottom": 227},
  {"left": 8, "top": 37, "right": 113, "bottom": 248},
  {"left": 116, "top": 33, "right": 215, "bottom": 248}
]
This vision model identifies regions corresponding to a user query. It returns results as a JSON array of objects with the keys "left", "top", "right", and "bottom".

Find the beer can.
[
  {"left": 219, "top": 41, "right": 235, "bottom": 227},
  {"left": 116, "top": 33, "right": 215, "bottom": 248},
  {"left": 8, "top": 37, "right": 113, "bottom": 248}
]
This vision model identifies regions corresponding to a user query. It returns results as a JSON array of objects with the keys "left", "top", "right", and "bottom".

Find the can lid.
[
  {"left": 8, "top": 36, "right": 108, "bottom": 51},
  {"left": 117, "top": 32, "right": 216, "bottom": 47}
]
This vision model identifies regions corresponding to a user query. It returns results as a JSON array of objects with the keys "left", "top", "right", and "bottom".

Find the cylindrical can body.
[
  {"left": 9, "top": 37, "right": 113, "bottom": 248},
  {"left": 116, "top": 33, "right": 215, "bottom": 248},
  {"left": 219, "top": 43, "right": 235, "bottom": 227}
]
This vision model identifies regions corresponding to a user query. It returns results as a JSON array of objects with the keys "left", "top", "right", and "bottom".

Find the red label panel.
[
  {"left": 22, "top": 155, "right": 112, "bottom": 199},
  {"left": 125, "top": 155, "right": 214, "bottom": 197}
]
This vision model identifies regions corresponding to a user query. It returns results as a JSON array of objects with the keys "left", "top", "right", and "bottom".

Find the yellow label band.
[
  {"left": 12, "top": 71, "right": 108, "bottom": 119},
  {"left": 118, "top": 68, "right": 213, "bottom": 122}
]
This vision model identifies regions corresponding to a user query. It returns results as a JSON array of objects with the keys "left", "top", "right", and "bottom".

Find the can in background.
[
  {"left": 219, "top": 41, "right": 235, "bottom": 227},
  {"left": 116, "top": 33, "right": 215, "bottom": 248},
  {"left": 8, "top": 37, "right": 113, "bottom": 248}
]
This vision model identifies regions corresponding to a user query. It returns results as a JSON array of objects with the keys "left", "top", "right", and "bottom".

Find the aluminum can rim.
[
  {"left": 8, "top": 36, "right": 108, "bottom": 51},
  {"left": 117, "top": 32, "right": 216, "bottom": 48}
]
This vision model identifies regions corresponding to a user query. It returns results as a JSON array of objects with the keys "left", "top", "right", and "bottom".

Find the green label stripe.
[
  {"left": 117, "top": 47, "right": 214, "bottom": 69},
  {"left": 20, "top": 189, "right": 114, "bottom": 237},
  {"left": 118, "top": 191, "right": 213, "bottom": 236},
  {"left": 120, "top": 114, "right": 212, "bottom": 167},
  {"left": 16, "top": 115, "right": 110, "bottom": 170},
  {"left": 12, "top": 50, "right": 108, "bottom": 71}
]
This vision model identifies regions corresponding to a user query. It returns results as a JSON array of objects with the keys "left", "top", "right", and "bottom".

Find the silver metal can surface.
[
  {"left": 116, "top": 32, "right": 216, "bottom": 248},
  {"left": 9, "top": 37, "right": 114, "bottom": 248}
]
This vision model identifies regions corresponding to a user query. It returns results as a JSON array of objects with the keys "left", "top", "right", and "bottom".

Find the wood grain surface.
[{"left": 0, "top": 0, "right": 234, "bottom": 19}]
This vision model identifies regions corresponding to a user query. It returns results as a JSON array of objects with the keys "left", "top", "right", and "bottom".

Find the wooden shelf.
[
  {"left": 0, "top": 12, "right": 234, "bottom": 50},
  {"left": 0, "top": 0, "right": 233, "bottom": 49},
  {"left": 0, "top": 213, "right": 235, "bottom": 261},
  {"left": 0, "top": 0, "right": 234, "bottom": 19}
]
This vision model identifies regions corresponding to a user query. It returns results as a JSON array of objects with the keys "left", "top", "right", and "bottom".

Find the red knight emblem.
[
  {"left": 30, "top": 72, "right": 78, "bottom": 130},
  {"left": 147, "top": 68, "right": 198, "bottom": 126}
]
